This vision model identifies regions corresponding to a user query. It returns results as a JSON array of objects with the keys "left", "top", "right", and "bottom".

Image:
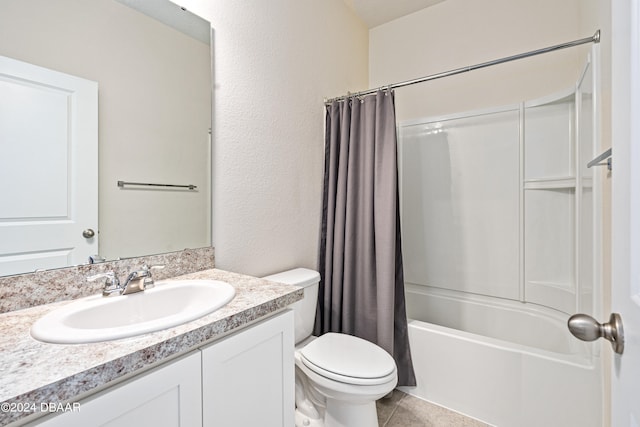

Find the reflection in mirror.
[{"left": 0, "top": 0, "right": 212, "bottom": 276}]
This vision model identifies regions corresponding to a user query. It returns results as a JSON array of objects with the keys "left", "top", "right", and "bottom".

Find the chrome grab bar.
[{"left": 117, "top": 180, "right": 197, "bottom": 190}]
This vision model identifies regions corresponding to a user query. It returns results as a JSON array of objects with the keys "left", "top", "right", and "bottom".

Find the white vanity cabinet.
[
  {"left": 28, "top": 350, "right": 203, "bottom": 427},
  {"left": 25, "top": 310, "right": 294, "bottom": 427},
  {"left": 202, "top": 310, "right": 294, "bottom": 427}
]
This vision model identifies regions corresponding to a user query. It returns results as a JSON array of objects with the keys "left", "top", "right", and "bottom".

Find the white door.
[
  {"left": 0, "top": 56, "right": 98, "bottom": 276},
  {"left": 611, "top": 0, "right": 640, "bottom": 425}
]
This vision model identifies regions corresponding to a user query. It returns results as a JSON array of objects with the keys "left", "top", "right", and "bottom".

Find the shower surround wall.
[
  {"left": 400, "top": 45, "right": 598, "bottom": 313},
  {"left": 396, "top": 53, "right": 602, "bottom": 426},
  {"left": 399, "top": 50, "right": 598, "bottom": 314}
]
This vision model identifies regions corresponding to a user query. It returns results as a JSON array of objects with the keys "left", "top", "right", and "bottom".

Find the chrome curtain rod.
[{"left": 325, "top": 30, "right": 600, "bottom": 104}]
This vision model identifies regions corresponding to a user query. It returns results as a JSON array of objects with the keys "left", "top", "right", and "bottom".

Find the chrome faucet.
[
  {"left": 87, "top": 265, "right": 165, "bottom": 296},
  {"left": 121, "top": 265, "right": 165, "bottom": 294}
]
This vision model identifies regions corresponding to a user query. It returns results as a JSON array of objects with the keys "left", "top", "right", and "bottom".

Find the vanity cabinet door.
[
  {"left": 28, "top": 351, "right": 202, "bottom": 427},
  {"left": 201, "top": 310, "right": 294, "bottom": 427}
]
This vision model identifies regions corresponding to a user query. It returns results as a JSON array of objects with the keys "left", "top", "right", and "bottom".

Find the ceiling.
[{"left": 342, "top": 0, "right": 446, "bottom": 28}]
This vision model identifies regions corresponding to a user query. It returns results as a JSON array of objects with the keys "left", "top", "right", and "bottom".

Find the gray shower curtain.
[{"left": 315, "top": 90, "right": 416, "bottom": 386}]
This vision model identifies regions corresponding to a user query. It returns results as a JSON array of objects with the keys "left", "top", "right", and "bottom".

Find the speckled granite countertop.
[{"left": 0, "top": 269, "right": 302, "bottom": 426}]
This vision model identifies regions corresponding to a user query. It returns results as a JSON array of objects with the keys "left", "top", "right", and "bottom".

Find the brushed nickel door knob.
[{"left": 568, "top": 313, "right": 624, "bottom": 354}]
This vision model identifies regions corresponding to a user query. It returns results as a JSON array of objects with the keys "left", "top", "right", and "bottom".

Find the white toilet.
[{"left": 263, "top": 268, "right": 398, "bottom": 427}]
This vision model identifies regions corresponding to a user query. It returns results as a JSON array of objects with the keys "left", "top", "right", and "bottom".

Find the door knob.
[
  {"left": 568, "top": 313, "right": 624, "bottom": 354},
  {"left": 82, "top": 228, "right": 95, "bottom": 239}
]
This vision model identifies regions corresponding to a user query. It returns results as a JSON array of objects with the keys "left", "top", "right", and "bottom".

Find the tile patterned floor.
[{"left": 376, "top": 390, "right": 491, "bottom": 427}]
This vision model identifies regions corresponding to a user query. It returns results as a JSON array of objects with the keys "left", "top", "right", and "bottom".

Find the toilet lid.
[{"left": 299, "top": 333, "right": 396, "bottom": 381}]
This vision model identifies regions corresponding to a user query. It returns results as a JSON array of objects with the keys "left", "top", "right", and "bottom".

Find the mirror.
[{"left": 0, "top": 0, "right": 212, "bottom": 276}]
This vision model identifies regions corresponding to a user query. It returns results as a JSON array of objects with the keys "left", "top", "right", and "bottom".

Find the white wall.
[{"left": 182, "top": 0, "right": 368, "bottom": 276}]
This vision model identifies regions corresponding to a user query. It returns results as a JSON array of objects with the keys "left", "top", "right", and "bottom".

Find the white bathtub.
[{"left": 400, "top": 284, "right": 603, "bottom": 427}]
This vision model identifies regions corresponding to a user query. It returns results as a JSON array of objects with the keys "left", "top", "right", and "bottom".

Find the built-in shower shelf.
[{"left": 523, "top": 177, "right": 576, "bottom": 190}]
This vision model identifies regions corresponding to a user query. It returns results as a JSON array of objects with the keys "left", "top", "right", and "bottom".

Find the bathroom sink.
[{"left": 30, "top": 280, "right": 235, "bottom": 344}]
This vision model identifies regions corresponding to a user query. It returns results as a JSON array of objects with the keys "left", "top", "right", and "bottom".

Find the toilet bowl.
[
  {"left": 263, "top": 268, "right": 398, "bottom": 427},
  {"left": 295, "top": 333, "right": 397, "bottom": 427}
]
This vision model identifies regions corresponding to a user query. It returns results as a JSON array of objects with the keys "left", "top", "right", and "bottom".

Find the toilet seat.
[{"left": 298, "top": 333, "right": 397, "bottom": 386}]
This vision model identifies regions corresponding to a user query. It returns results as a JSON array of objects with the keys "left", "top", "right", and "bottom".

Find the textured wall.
[{"left": 183, "top": 0, "right": 368, "bottom": 276}]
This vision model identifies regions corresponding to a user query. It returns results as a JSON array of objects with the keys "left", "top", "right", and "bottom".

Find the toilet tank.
[{"left": 262, "top": 268, "right": 320, "bottom": 344}]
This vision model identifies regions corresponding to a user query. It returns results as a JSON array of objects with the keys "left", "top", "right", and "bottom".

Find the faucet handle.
[
  {"left": 141, "top": 264, "right": 165, "bottom": 288},
  {"left": 87, "top": 272, "right": 122, "bottom": 296}
]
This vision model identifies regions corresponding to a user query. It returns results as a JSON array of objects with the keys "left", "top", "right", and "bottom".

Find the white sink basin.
[{"left": 30, "top": 280, "right": 235, "bottom": 344}]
